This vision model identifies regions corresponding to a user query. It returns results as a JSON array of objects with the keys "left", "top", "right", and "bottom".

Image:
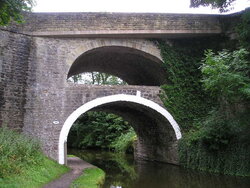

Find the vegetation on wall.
[
  {"left": 159, "top": 42, "right": 214, "bottom": 131},
  {"left": 179, "top": 140, "right": 250, "bottom": 176},
  {"left": 159, "top": 15, "right": 250, "bottom": 176},
  {"left": 177, "top": 48, "right": 250, "bottom": 176},
  {"left": 236, "top": 9, "right": 250, "bottom": 51}
]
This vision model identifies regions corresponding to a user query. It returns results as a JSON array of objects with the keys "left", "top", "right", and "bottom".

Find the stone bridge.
[{"left": 0, "top": 11, "right": 242, "bottom": 165}]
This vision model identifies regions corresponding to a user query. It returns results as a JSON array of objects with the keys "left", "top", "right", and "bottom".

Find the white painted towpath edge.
[{"left": 58, "top": 94, "right": 182, "bottom": 164}]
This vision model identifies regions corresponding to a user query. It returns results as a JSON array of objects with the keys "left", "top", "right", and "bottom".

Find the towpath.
[{"left": 43, "top": 157, "right": 94, "bottom": 188}]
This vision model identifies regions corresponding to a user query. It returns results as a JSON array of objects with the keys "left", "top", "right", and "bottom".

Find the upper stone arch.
[
  {"left": 66, "top": 39, "right": 162, "bottom": 65},
  {"left": 66, "top": 39, "right": 166, "bottom": 86}
]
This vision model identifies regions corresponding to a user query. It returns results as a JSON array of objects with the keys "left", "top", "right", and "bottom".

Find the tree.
[
  {"left": 0, "top": 0, "right": 35, "bottom": 26},
  {"left": 87, "top": 72, "right": 126, "bottom": 85},
  {"left": 199, "top": 48, "right": 250, "bottom": 150},
  {"left": 69, "top": 72, "right": 127, "bottom": 85},
  {"left": 71, "top": 74, "right": 82, "bottom": 83},
  {"left": 190, "top": 0, "right": 236, "bottom": 12},
  {"left": 236, "top": 9, "right": 250, "bottom": 50},
  {"left": 201, "top": 48, "right": 250, "bottom": 107},
  {"left": 67, "top": 111, "right": 133, "bottom": 150}
]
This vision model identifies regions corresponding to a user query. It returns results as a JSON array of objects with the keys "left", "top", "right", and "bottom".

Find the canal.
[{"left": 69, "top": 149, "right": 250, "bottom": 188}]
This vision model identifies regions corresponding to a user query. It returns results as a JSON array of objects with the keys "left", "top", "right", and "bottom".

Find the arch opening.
[
  {"left": 68, "top": 71, "right": 127, "bottom": 85},
  {"left": 59, "top": 94, "right": 181, "bottom": 165},
  {"left": 67, "top": 110, "right": 135, "bottom": 153},
  {"left": 67, "top": 46, "right": 167, "bottom": 86}
]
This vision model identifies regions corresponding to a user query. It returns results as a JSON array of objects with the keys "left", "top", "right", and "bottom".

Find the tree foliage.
[
  {"left": 190, "top": 0, "right": 235, "bottom": 12},
  {"left": 0, "top": 0, "right": 35, "bottom": 26},
  {"left": 178, "top": 48, "right": 250, "bottom": 176},
  {"left": 67, "top": 111, "right": 135, "bottom": 152},
  {"left": 69, "top": 72, "right": 127, "bottom": 85},
  {"left": 183, "top": 48, "right": 249, "bottom": 149},
  {"left": 236, "top": 9, "right": 250, "bottom": 50},
  {"left": 201, "top": 48, "right": 250, "bottom": 105}
]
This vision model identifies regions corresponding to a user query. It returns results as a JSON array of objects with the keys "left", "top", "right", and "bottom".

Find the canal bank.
[
  {"left": 70, "top": 149, "right": 250, "bottom": 188},
  {"left": 43, "top": 157, "right": 105, "bottom": 188}
]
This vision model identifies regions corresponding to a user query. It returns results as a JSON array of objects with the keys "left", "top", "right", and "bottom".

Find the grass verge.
[
  {"left": 71, "top": 167, "right": 105, "bottom": 188},
  {"left": 68, "top": 154, "right": 77, "bottom": 157},
  {"left": 0, "top": 127, "right": 69, "bottom": 187}
]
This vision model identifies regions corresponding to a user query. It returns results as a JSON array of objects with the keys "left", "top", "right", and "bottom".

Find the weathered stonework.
[
  {"left": 0, "top": 11, "right": 245, "bottom": 164},
  {"left": 0, "top": 30, "right": 33, "bottom": 130},
  {"left": 3, "top": 12, "right": 223, "bottom": 38}
]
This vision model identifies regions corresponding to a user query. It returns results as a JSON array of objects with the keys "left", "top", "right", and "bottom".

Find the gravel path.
[{"left": 43, "top": 157, "right": 95, "bottom": 188}]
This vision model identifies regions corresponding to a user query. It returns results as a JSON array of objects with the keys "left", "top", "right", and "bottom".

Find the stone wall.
[
  {"left": 23, "top": 82, "right": 164, "bottom": 160},
  {"left": 2, "top": 12, "right": 223, "bottom": 37},
  {"left": 8, "top": 35, "right": 168, "bottom": 161},
  {"left": 0, "top": 30, "right": 33, "bottom": 130}
]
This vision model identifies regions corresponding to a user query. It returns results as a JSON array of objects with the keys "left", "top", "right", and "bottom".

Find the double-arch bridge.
[{"left": 0, "top": 11, "right": 241, "bottom": 164}]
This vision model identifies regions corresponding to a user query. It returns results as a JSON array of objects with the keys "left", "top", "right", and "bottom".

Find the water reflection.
[{"left": 69, "top": 149, "right": 250, "bottom": 188}]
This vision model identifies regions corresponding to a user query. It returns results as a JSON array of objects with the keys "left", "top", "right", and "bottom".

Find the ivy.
[
  {"left": 236, "top": 8, "right": 250, "bottom": 51},
  {"left": 179, "top": 138, "right": 250, "bottom": 176},
  {"left": 159, "top": 42, "right": 214, "bottom": 131},
  {"left": 159, "top": 41, "right": 250, "bottom": 176}
]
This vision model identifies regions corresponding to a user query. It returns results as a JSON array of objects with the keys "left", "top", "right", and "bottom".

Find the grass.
[
  {"left": 68, "top": 154, "right": 77, "bottom": 157},
  {"left": 0, "top": 127, "right": 69, "bottom": 187},
  {"left": 71, "top": 167, "right": 105, "bottom": 188}
]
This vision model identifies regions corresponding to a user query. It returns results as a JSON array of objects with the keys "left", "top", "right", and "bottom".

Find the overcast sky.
[{"left": 33, "top": 0, "right": 250, "bottom": 14}]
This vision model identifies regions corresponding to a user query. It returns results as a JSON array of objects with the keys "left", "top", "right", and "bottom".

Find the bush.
[
  {"left": 201, "top": 48, "right": 250, "bottom": 105},
  {"left": 0, "top": 127, "right": 69, "bottom": 187},
  {"left": 67, "top": 111, "right": 136, "bottom": 152},
  {"left": 178, "top": 48, "right": 250, "bottom": 176},
  {"left": 179, "top": 138, "right": 250, "bottom": 176},
  {"left": 0, "top": 127, "right": 42, "bottom": 178},
  {"left": 110, "top": 127, "right": 137, "bottom": 153}
]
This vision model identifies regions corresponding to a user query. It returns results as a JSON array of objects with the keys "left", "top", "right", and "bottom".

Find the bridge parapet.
[
  {"left": 2, "top": 12, "right": 224, "bottom": 38},
  {"left": 64, "top": 84, "right": 164, "bottom": 112}
]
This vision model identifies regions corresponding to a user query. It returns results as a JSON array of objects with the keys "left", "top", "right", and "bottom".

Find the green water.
[{"left": 69, "top": 149, "right": 250, "bottom": 188}]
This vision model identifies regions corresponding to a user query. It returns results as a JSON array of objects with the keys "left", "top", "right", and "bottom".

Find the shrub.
[
  {"left": 0, "top": 127, "right": 69, "bottom": 187},
  {"left": 178, "top": 48, "right": 250, "bottom": 176},
  {"left": 110, "top": 127, "right": 137, "bottom": 153},
  {"left": 0, "top": 127, "right": 42, "bottom": 178},
  {"left": 67, "top": 112, "right": 135, "bottom": 151}
]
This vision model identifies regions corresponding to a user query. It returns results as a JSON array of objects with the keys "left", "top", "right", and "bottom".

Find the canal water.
[{"left": 69, "top": 149, "right": 250, "bottom": 188}]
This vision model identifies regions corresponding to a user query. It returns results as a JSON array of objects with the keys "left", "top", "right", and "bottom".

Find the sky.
[{"left": 33, "top": 0, "right": 250, "bottom": 14}]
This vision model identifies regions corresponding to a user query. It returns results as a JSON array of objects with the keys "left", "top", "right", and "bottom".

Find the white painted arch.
[{"left": 58, "top": 94, "right": 182, "bottom": 164}]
